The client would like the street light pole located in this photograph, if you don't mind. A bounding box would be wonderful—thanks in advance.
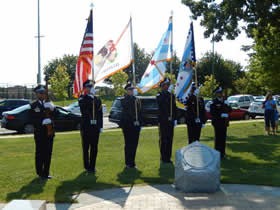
[211,33,215,77]
[211,33,215,98]
[36,0,42,85]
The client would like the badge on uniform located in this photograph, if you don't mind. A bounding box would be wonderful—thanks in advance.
[90,120,97,125]
[195,118,201,123]
[34,106,40,112]
[134,121,140,126]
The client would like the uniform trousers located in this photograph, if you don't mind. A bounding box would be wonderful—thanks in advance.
[187,123,202,144]
[122,126,140,167]
[213,123,227,158]
[159,121,174,162]
[34,127,54,177]
[81,126,100,171]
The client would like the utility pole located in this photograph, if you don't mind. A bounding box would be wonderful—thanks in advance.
[36,0,43,85]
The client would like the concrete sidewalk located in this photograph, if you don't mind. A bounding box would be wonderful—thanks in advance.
[45,184,280,210]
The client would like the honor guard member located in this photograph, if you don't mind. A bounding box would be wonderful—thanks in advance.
[79,80,103,173]
[185,83,206,144]
[156,78,177,164]
[210,87,231,159]
[30,85,55,179]
[120,82,142,169]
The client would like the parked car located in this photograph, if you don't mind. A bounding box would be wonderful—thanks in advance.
[248,99,280,118]
[227,94,254,109]
[0,99,30,118]
[109,96,186,126]
[205,101,250,120]
[253,95,265,101]
[63,101,107,115]
[1,104,81,133]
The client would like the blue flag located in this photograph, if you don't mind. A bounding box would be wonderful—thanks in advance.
[137,17,172,93]
[175,22,196,103]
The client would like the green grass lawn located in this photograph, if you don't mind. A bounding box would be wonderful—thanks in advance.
[0,122,279,203]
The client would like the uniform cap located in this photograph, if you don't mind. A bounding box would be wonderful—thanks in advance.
[160,77,171,87]
[124,81,134,90]
[83,80,94,88]
[33,85,46,93]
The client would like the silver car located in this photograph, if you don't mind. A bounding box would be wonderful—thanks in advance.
[227,94,254,109]
[248,98,280,118]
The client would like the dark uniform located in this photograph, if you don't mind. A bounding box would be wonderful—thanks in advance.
[79,82,103,173]
[157,78,177,163]
[185,93,206,144]
[210,87,231,158]
[120,85,142,168]
[29,85,55,179]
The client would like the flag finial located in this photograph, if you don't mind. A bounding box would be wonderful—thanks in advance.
[90,2,94,9]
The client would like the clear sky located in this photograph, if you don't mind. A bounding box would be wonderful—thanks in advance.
[0,0,252,85]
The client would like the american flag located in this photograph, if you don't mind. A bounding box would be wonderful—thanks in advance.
[73,10,93,97]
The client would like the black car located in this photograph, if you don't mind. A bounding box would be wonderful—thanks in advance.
[0,99,30,118]
[1,104,81,133]
[109,96,186,126]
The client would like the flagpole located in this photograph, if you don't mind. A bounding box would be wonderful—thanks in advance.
[190,21,199,121]
[90,3,94,83]
[90,3,96,123]
[169,11,174,121]
[130,16,139,123]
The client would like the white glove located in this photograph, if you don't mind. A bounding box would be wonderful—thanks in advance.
[201,124,205,128]
[99,128,103,133]
[133,89,138,96]
[224,100,229,105]
[44,102,55,111]
[168,84,174,93]
[174,120,177,127]
[42,118,52,125]
[194,89,200,96]
[221,113,229,118]
[90,87,96,96]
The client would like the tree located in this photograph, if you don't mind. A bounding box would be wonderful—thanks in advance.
[49,65,70,101]
[248,25,280,93]
[110,71,128,96]
[234,77,249,94]
[182,0,280,41]
[200,75,218,98]
[125,43,151,83]
[196,52,244,92]
[44,54,77,97]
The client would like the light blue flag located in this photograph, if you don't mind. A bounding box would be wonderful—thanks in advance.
[175,22,196,103]
[137,17,172,93]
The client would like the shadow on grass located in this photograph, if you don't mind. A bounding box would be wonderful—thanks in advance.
[117,167,142,185]
[6,177,47,201]
[54,171,133,209]
[220,134,280,186]
[55,172,115,203]
[140,162,174,184]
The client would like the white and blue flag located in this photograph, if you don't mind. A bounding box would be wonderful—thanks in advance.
[175,22,196,103]
[137,17,173,93]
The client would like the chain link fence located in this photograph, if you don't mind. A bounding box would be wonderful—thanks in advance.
[0,83,37,100]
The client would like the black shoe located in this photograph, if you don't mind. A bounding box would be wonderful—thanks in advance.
[87,169,96,174]
[161,160,173,164]
[125,165,137,169]
[41,175,53,180]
